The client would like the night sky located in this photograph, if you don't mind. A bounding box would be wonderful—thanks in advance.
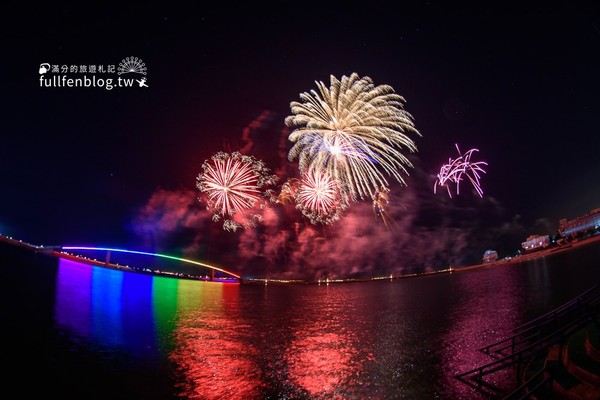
[2,3,599,278]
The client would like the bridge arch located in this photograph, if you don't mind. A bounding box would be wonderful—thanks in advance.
[60,246,241,281]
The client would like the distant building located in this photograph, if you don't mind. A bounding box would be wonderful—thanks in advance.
[522,234,550,253]
[558,208,600,238]
[483,250,498,263]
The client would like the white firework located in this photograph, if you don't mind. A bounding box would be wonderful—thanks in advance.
[118,56,147,75]
[286,73,421,200]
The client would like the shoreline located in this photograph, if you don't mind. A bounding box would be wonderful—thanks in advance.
[244,234,600,285]
[1,233,599,285]
[457,234,600,272]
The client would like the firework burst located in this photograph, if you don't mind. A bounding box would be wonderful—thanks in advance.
[295,169,349,225]
[285,73,421,200]
[434,144,488,198]
[196,151,278,231]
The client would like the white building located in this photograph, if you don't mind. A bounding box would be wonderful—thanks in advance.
[483,250,498,263]
[558,208,600,238]
[522,235,550,252]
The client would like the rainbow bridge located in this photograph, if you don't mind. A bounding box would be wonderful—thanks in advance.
[57,246,241,282]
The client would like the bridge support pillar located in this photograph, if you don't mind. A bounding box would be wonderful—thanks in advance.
[105,250,111,267]
[211,269,215,281]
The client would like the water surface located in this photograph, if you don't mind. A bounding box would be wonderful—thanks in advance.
[3,241,599,399]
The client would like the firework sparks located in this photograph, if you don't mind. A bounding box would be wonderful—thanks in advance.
[372,186,396,229]
[276,178,300,206]
[285,73,421,200]
[295,169,349,225]
[196,151,278,231]
[434,144,488,198]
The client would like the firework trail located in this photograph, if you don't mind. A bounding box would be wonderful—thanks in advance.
[196,151,278,231]
[285,73,421,201]
[295,169,349,225]
[434,144,487,198]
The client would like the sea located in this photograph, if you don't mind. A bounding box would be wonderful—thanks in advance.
[2,240,599,399]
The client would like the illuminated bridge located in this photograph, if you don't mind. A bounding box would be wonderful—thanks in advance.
[56,246,241,282]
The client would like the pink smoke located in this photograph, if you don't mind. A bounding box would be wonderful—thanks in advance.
[238,110,273,155]
[129,112,533,280]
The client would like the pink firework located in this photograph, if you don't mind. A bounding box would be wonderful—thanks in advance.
[295,169,349,225]
[196,151,278,231]
[434,144,487,198]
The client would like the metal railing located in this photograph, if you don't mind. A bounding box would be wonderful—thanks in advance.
[479,284,600,357]
[456,284,600,397]
[513,284,599,334]
[501,368,553,400]
[456,313,594,385]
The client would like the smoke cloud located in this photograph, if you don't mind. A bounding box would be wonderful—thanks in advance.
[130,113,551,280]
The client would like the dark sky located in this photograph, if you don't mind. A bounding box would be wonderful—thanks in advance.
[1,3,599,276]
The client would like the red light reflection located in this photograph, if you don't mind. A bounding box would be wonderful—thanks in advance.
[285,328,369,398]
[169,282,263,399]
